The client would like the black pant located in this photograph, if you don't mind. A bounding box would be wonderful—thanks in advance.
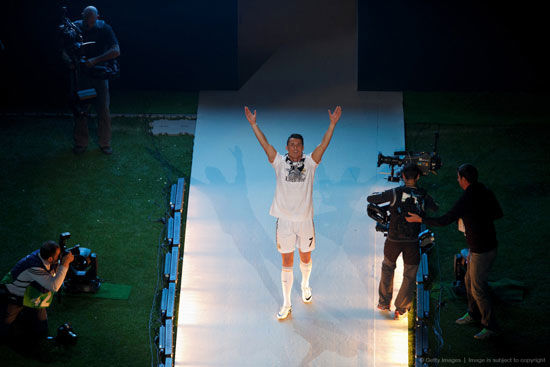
[73,76,112,148]
[1,296,48,341]
[378,239,419,313]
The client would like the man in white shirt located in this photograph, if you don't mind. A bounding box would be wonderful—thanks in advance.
[1,241,74,343]
[244,105,341,319]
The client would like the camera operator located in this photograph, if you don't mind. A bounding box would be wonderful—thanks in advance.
[0,241,74,345]
[367,163,438,320]
[406,163,503,339]
[72,6,120,155]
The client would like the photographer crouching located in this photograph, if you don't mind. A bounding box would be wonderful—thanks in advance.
[0,241,74,348]
[368,163,439,320]
[72,6,120,155]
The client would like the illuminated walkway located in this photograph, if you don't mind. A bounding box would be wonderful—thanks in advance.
[175,34,408,366]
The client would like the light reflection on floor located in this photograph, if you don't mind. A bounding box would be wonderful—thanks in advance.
[175,34,408,366]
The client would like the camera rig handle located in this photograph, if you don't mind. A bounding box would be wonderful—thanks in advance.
[367,203,390,226]
[366,203,390,235]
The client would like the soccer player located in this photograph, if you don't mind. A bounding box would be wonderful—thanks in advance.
[244,105,341,319]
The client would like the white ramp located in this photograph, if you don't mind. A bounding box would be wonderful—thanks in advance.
[175,34,408,366]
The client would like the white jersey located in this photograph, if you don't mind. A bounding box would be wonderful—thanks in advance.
[269,153,318,221]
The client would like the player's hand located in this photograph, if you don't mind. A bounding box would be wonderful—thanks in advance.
[405,212,422,223]
[328,106,342,125]
[244,106,257,125]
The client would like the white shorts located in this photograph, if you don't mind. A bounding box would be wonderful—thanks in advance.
[276,218,315,254]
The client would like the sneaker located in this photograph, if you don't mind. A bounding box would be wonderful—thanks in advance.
[456,312,475,325]
[301,286,312,303]
[277,305,292,320]
[72,145,86,155]
[377,304,390,312]
[394,310,407,320]
[474,328,498,340]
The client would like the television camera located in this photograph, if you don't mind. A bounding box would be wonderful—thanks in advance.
[47,322,78,346]
[57,5,119,116]
[58,6,96,116]
[377,132,442,182]
[58,232,101,293]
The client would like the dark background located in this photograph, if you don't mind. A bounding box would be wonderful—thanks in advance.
[357,0,550,91]
[0,0,548,108]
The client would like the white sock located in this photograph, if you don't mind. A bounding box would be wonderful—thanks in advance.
[281,266,293,307]
[300,260,312,288]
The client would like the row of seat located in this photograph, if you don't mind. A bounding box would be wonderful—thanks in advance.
[159,178,186,367]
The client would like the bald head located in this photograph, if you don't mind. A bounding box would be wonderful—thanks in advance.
[82,6,98,18]
[82,6,99,28]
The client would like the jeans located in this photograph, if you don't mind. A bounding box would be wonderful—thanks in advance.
[73,75,112,148]
[1,301,48,340]
[378,239,420,313]
[466,248,498,330]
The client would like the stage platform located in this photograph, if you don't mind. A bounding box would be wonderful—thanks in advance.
[175,33,408,366]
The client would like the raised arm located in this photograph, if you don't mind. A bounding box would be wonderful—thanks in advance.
[312,106,342,164]
[245,106,277,163]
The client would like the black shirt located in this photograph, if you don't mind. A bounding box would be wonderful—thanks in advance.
[423,182,503,253]
[368,186,438,243]
[74,20,118,59]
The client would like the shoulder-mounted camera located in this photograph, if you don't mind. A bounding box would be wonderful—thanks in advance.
[377,132,442,182]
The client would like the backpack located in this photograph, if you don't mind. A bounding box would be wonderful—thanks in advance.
[387,186,427,242]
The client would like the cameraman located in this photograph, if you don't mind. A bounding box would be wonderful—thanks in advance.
[406,164,503,339]
[0,241,74,344]
[367,163,438,320]
[73,6,120,155]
